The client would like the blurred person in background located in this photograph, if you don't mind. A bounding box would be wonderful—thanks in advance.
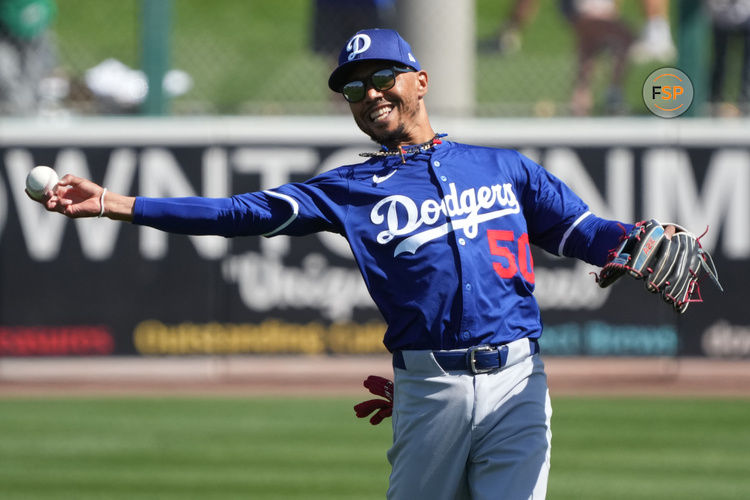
[484,0,672,62]
[478,0,539,54]
[629,0,677,62]
[563,0,634,116]
[482,0,634,116]
[0,0,58,115]
[707,0,750,116]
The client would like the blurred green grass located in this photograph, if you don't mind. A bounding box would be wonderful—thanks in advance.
[1,396,749,499]
[551,397,750,500]
[0,398,391,500]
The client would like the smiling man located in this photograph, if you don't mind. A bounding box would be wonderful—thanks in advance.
[328,38,431,149]
[30,28,717,500]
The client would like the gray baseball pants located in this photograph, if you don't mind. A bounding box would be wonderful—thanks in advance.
[387,341,551,499]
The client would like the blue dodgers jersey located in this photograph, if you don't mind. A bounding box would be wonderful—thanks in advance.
[134,140,628,352]
[265,141,596,352]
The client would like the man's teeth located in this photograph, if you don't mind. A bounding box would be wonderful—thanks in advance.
[370,106,392,120]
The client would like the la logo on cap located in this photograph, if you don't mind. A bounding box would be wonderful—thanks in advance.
[347,34,371,61]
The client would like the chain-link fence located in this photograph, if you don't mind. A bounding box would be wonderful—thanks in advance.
[1,0,747,117]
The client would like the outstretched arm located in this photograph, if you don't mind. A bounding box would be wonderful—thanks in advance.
[26,173,302,237]
[27,174,135,221]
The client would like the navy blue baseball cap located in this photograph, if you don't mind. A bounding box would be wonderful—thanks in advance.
[328,29,421,92]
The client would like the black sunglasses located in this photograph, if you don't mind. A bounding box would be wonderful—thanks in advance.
[341,67,416,103]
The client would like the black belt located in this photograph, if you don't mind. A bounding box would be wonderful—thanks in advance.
[393,338,540,374]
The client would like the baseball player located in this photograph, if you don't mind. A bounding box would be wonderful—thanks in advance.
[30,29,718,500]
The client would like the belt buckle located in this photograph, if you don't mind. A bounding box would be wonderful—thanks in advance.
[467,345,495,374]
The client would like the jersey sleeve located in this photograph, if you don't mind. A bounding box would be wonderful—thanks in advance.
[515,152,632,267]
[264,167,350,237]
[561,213,633,267]
[132,167,350,238]
[133,192,294,237]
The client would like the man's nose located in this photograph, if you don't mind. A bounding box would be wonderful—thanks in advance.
[364,84,384,101]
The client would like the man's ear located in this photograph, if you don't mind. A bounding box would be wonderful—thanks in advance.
[416,70,429,98]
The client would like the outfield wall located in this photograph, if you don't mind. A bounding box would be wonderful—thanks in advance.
[0,117,747,358]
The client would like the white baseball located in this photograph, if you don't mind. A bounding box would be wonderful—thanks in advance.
[25,166,59,201]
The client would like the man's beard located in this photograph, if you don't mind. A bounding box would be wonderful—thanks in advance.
[360,97,420,149]
[368,124,408,149]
